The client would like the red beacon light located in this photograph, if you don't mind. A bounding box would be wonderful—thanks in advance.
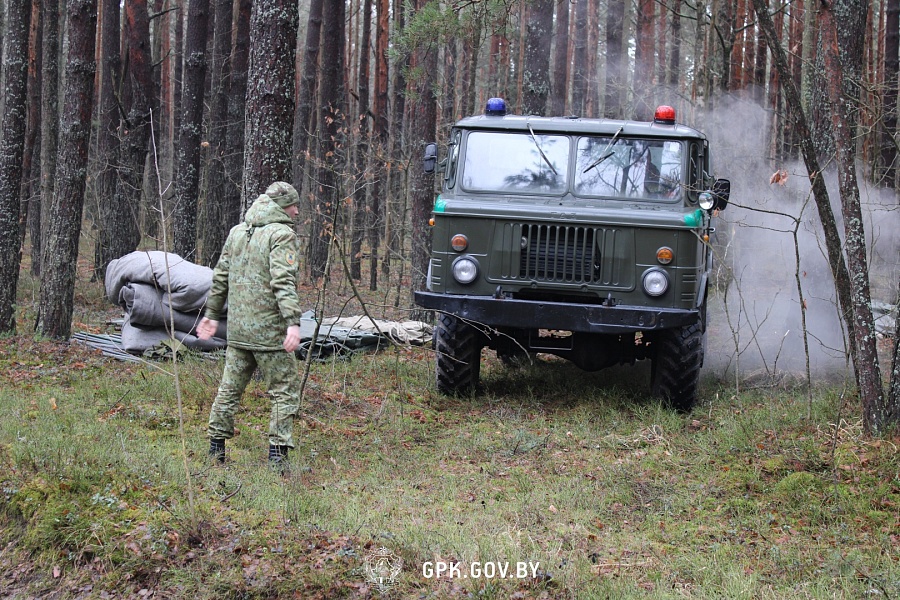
[654,105,676,124]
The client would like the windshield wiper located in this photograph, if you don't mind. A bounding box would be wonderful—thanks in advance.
[527,123,557,175]
[583,125,623,174]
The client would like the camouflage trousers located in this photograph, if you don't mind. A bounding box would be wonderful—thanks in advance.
[207,346,301,448]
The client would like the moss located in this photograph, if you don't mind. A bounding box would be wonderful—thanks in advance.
[773,471,824,499]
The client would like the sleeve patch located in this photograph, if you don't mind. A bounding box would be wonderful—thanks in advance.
[286,251,296,265]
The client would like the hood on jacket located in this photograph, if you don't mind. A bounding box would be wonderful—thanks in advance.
[244,194,294,228]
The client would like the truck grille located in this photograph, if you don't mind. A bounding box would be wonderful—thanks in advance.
[519,224,599,283]
[495,222,631,287]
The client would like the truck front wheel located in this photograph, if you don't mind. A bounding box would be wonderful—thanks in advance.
[434,313,483,395]
[650,320,704,412]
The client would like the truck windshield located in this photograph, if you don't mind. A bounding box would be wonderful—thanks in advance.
[462,131,569,194]
[575,137,684,200]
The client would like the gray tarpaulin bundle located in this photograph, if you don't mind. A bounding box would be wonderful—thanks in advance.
[75,251,434,361]
[104,251,227,353]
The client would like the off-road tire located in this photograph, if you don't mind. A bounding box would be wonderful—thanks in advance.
[434,313,483,395]
[650,320,704,412]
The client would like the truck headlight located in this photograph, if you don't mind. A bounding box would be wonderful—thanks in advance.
[451,257,479,284]
[642,268,669,297]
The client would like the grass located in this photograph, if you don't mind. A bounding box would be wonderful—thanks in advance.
[1,253,898,598]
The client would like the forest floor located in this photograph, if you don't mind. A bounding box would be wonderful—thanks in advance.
[1,244,898,599]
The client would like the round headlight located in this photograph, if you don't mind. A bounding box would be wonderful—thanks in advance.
[451,257,479,284]
[699,191,715,210]
[642,268,669,297]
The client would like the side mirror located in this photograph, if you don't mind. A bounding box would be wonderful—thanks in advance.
[423,143,437,174]
[712,178,730,210]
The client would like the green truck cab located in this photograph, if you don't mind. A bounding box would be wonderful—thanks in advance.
[414,99,729,411]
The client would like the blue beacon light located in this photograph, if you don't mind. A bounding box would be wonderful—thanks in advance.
[485,97,507,116]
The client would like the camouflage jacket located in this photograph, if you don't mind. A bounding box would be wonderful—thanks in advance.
[205,194,303,351]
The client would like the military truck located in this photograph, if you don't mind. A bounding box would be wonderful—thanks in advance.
[414,99,729,411]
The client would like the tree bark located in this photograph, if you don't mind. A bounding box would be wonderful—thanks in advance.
[634,0,655,119]
[550,0,569,116]
[570,0,588,115]
[173,0,209,260]
[369,0,389,290]
[24,0,42,276]
[752,0,882,431]
[521,0,553,115]
[241,0,298,206]
[224,0,250,219]
[292,0,323,188]
[350,0,372,280]
[309,0,345,279]
[94,0,121,279]
[408,0,437,310]
[820,0,892,433]
[668,0,682,88]
[880,0,899,186]
[111,0,152,266]
[36,0,97,339]
[604,0,624,118]
[0,0,32,333]
[199,0,234,266]
[38,0,60,279]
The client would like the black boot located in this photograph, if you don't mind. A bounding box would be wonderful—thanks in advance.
[268,444,290,473]
[209,438,225,464]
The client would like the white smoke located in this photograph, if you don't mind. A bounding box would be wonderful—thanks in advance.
[692,94,899,381]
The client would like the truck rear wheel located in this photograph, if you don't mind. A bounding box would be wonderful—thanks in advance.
[434,313,483,395]
[650,320,704,412]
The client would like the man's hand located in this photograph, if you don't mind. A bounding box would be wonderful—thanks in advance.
[283,324,301,353]
[197,317,218,340]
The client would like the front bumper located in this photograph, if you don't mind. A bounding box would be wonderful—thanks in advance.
[414,291,699,334]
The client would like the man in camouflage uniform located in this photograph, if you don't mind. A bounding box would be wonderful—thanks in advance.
[197,181,304,469]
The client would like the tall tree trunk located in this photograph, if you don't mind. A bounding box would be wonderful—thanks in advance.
[821,0,892,433]
[309,0,345,279]
[880,0,899,186]
[570,0,587,115]
[716,0,735,92]
[550,0,569,116]
[667,0,682,88]
[521,0,552,115]
[111,0,152,264]
[94,0,121,279]
[293,0,323,188]
[369,0,389,290]
[24,0,42,275]
[350,0,372,280]
[752,11,767,101]
[751,0,873,429]
[443,37,458,125]
[384,0,408,278]
[634,0,655,118]
[224,0,250,220]
[199,0,233,266]
[605,0,624,117]
[460,8,480,117]
[173,0,209,260]
[241,0,298,206]
[38,0,60,279]
[0,0,32,333]
[408,0,437,309]
[36,0,97,339]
